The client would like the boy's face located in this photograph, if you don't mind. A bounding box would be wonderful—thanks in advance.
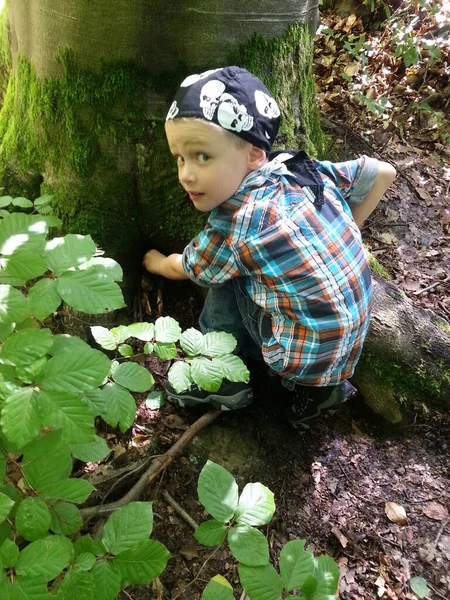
[165,119,255,212]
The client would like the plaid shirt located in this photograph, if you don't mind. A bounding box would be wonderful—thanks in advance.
[183,155,378,385]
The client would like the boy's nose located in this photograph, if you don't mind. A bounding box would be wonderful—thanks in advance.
[179,164,196,185]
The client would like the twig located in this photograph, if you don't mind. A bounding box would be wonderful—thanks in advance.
[162,490,198,530]
[413,274,450,296]
[80,409,221,519]
[434,516,450,548]
[427,582,448,600]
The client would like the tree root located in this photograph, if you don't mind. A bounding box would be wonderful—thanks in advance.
[80,409,221,520]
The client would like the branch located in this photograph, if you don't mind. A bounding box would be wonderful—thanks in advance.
[80,409,221,520]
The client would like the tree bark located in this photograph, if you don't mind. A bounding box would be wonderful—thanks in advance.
[354,275,450,422]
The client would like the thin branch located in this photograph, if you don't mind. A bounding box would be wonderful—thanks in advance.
[413,274,450,296]
[80,409,221,519]
[162,490,198,530]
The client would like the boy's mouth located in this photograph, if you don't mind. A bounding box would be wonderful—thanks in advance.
[187,192,204,201]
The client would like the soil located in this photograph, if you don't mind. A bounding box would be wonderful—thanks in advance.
[112,383,450,600]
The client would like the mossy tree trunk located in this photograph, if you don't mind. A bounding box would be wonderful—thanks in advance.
[0,0,323,283]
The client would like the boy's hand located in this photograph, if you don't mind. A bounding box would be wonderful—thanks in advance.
[143,249,188,280]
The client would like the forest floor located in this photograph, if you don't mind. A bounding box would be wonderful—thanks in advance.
[106,4,450,600]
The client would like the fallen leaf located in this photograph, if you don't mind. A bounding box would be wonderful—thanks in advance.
[385,502,408,525]
[423,501,449,521]
[331,524,348,548]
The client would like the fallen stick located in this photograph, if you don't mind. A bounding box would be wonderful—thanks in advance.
[162,490,198,530]
[80,409,221,520]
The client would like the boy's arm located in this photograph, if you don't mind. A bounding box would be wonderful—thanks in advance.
[351,161,396,228]
[143,249,188,280]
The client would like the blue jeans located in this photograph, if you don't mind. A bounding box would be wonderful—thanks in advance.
[199,278,268,362]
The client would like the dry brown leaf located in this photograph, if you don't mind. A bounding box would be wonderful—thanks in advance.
[331,524,348,548]
[385,501,408,525]
[423,501,449,521]
[344,63,360,77]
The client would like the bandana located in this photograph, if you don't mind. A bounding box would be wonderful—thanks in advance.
[165,66,281,153]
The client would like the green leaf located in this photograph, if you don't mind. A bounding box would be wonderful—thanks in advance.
[194,520,227,547]
[0,213,47,255]
[52,569,95,600]
[410,576,429,598]
[203,332,237,356]
[90,326,117,351]
[202,575,234,600]
[154,316,181,343]
[279,540,314,591]
[228,524,269,566]
[49,502,83,535]
[22,430,72,491]
[113,539,170,585]
[15,497,51,542]
[82,388,106,416]
[16,356,48,384]
[0,285,30,324]
[40,215,62,228]
[126,322,154,342]
[238,564,283,600]
[168,361,192,393]
[0,322,14,342]
[10,576,49,600]
[0,522,11,548]
[78,257,123,281]
[44,234,96,275]
[314,555,340,596]
[0,492,15,523]
[219,354,250,382]
[144,342,154,354]
[34,194,53,207]
[74,535,106,558]
[0,538,19,568]
[180,328,205,356]
[70,435,110,462]
[91,560,122,600]
[0,196,12,208]
[112,362,154,392]
[101,382,136,432]
[16,535,72,581]
[56,266,125,314]
[109,325,129,345]
[118,344,133,357]
[11,197,33,208]
[102,502,154,555]
[297,575,317,597]
[2,329,54,366]
[36,205,52,215]
[40,478,95,504]
[198,461,238,523]
[73,552,96,571]
[191,357,223,392]
[0,387,42,449]
[49,334,92,356]
[145,391,165,410]
[1,251,47,281]
[235,483,275,527]
[0,485,20,518]
[39,345,110,394]
[39,389,96,444]
[153,341,177,360]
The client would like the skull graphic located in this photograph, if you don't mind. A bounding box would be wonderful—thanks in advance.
[199,80,226,120]
[166,100,179,121]
[255,90,280,119]
[180,69,223,88]
[217,93,254,132]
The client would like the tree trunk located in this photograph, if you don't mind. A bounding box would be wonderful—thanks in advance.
[354,275,450,422]
[0,0,323,291]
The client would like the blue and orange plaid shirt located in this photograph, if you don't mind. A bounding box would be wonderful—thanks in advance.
[182,154,378,386]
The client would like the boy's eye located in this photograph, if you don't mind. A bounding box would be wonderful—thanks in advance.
[197,153,210,163]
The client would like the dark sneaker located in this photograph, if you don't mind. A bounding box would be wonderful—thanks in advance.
[165,380,253,411]
[287,380,357,428]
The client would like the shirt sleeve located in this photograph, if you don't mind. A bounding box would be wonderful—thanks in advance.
[182,223,241,287]
[317,155,379,207]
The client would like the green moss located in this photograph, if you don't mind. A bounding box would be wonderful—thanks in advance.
[228,24,329,158]
[437,321,450,335]
[367,251,392,280]
[0,4,11,104]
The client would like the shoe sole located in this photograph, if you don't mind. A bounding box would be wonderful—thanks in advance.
[165,388,253,411]
[290,383,357,429]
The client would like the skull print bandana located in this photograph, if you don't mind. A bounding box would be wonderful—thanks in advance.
[165,66,281,153]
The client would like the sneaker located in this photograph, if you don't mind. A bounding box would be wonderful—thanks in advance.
[287,380,357,428]
[165,380,253,411]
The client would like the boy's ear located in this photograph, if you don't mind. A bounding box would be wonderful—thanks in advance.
[247,146,267,170]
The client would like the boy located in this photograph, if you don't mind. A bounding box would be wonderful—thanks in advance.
[144,66,396,427]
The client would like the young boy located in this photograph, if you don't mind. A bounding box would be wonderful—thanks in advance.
[144,66,396,427]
